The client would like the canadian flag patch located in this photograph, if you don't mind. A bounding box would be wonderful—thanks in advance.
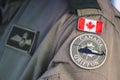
[78,17,103,34]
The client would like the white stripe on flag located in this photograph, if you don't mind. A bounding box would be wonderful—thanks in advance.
[84,19,97,33]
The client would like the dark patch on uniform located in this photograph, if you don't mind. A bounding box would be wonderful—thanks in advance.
[6,25,36,53]
[69,0,101,9]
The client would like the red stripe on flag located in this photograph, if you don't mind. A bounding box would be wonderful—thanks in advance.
[78,18,85,31]
[96,21,103,34]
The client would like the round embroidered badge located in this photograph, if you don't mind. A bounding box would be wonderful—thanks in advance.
[70,34,107,69]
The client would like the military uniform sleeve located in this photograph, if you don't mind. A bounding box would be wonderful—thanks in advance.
[38,0,120,80]
[20,14,71,80]
[2,0,24,24]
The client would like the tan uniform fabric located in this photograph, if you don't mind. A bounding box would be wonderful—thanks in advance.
[37,0,120,80]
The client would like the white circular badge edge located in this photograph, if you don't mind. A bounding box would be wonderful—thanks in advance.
[70,34,108,70]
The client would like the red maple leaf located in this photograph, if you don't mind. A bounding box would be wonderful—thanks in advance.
[86,22,95,30]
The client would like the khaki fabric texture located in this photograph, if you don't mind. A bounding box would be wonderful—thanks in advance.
[38,0,120,80]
